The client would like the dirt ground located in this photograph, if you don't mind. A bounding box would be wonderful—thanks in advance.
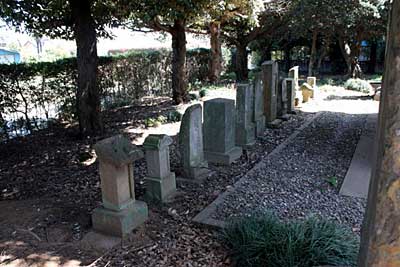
[0,86,378,267]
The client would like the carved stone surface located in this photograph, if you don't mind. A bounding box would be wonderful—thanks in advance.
[236,83,256,147]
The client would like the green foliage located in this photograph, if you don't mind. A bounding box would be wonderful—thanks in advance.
[344,78,374,94]
[0,49,210,136]
[189,92,200,101]
[326,176,338,188]
[199,89,208,98]
[222,214,359,267]
[167,110,182,122]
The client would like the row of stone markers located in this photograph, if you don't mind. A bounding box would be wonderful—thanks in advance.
[89,60,305,238]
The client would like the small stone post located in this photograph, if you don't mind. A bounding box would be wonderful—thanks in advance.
[253,73,266,137]
[288,66,299,90]
[204,98,242,164]
[301,83,314,103]
[278,78,288,117]
[92,135,148,237]
[179,104,209,179]
[262,60,281,127]
[306,77,317,98]
[284,78,296,113]
[143,134,176,202]
[236,83,256,147]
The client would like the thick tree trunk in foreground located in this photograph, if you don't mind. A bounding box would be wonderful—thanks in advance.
[308,30,318,76]
[171,19,188,104]
[209,22,222,83]
[235,43,248,82]
[359,1,400,266]
[70,0,102,136]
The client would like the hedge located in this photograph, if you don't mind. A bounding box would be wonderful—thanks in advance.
[0,48,211,138]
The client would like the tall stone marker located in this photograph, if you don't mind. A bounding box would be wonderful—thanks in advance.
[253,74,266,137]
[284,78,296,114]
[278,78,288,117]
[288,66,299,90]
[306,76,317,98]
[93,135,148,237]
[262,60,282,127]
[143,134,176,202]
[236,83,256,147]
[204,98,242,165]
[179,104,209,179]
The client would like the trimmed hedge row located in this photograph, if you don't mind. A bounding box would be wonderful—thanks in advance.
[0,48,211,137]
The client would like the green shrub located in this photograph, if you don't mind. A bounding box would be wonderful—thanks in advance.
[344,78,374,94]
[199,88,208,98]
[189,92,200,101]
[222,214,359,267]
[167,110,182,122]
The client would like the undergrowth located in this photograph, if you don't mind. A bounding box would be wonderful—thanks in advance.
[221,214,359,267]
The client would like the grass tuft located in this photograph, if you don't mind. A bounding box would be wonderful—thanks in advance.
[221,213,359,267]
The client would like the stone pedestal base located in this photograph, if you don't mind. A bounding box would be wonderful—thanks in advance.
[183,162,210,180]
[92,201,148,237]
[205,146,242,165]
[255,116,266,137]
[145,173,176,202]
[236,125,256,148]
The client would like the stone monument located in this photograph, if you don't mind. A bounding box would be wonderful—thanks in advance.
[262,60,281,127]
[288,66,299,90]
[236,83,256,147]
[301,83,314,103]
[278,78,288,118]
[179,104,209,179]
[143,134,176,202]
[92,135,148,237]
[284,78,296,114]
[253,73,266,137]
[204,98,242,164]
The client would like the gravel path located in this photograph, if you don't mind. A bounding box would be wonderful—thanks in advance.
[213,112,368,232]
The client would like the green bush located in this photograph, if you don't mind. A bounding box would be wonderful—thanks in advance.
[0,48,210,137]
[222,214,359,267]
[167,110,182,122]
[344,78,374,94]
[199,88,208,98]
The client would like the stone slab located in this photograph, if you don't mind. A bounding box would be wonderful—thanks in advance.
[92,200,148,237]
[193,113,322,227]
[204,146,243,165]
[339,114,377,198]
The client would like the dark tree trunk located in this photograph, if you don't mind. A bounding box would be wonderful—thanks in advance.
[171,19,188,104]
[209,22,222,83]
[308,30,318,76]
[359,2,400,265]
[261,48,272,62]
[70,0,102,136]
[338,36,352,76]
[284,46,291,73]
[367,41,378,74]
[235,43,248,82]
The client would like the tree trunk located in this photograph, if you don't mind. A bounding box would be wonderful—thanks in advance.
[308,30,318,76]
[317,39,330,73]
[171,19,188,104]
[368,41,378,74]
[70,0,102,136]
[284,46,291,73]
[338,36,352,76]
[209,22,222,83]
[235,43,248,82]
[358,1,400,266]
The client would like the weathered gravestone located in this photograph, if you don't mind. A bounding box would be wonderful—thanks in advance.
[284,78,296,113]
[301,83,314,103]
[204,98,242,164]
[278,78,289,119]
[288,66,299,90]
[143,134,176,202]
[262,60,282,128]
[179,104,209,179]
[307,76,317,88]
[253,74,266,137]
[236,83,256,147]
[92,135,148,237]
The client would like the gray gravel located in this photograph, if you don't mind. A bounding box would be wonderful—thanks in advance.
[213,112,367,232]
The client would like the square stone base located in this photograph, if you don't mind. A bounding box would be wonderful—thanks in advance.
[92,201,148,237]
[255,116,266,137]
[235,124,256,148]
[145,173,176,202]
[205,146,243,165]
[183,162,210,180]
